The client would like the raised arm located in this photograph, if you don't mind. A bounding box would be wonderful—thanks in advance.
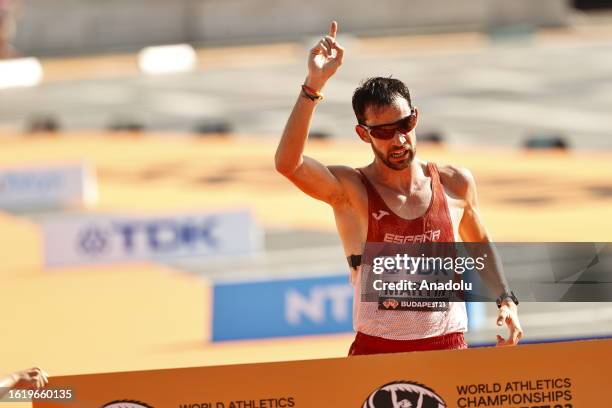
[275,21,349,205]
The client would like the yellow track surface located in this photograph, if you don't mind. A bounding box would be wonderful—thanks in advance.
[0,132,610,382]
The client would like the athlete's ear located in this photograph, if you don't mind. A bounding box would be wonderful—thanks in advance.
[413,106,419,127]
[355,124,371,144]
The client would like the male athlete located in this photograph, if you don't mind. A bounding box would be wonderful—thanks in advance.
[275,21,523,355]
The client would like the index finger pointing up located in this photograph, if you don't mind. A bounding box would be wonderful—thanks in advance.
[329,20,338,38]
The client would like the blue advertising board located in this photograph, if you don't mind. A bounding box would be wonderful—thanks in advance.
[212,275,353,341]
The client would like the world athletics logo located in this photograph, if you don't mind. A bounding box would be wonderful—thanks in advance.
[362,381,447,408]
[101,401,154,408]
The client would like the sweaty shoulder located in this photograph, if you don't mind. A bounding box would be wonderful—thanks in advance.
[327,165,366,206]
[435,163,476,201]
[328,165,363,185]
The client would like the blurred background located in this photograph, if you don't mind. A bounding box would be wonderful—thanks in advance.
[1,0,611,395]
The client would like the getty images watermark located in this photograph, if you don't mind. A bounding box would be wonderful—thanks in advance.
[359,242,612,306]
[371,252,486,292]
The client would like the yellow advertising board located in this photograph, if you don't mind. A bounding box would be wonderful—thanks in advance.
[30,338,611,408]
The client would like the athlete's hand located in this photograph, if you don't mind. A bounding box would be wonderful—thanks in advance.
[11,367,49,389]
[305,20,345,91]
[495,301,523,346]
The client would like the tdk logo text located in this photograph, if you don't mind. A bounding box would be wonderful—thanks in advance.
[43,210,257,267]
[77,218,218,256]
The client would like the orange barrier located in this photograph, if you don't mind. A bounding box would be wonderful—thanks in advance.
[31,338,611,407]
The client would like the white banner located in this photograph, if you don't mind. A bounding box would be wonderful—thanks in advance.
[0,163,97,210]
[41,210,262,267]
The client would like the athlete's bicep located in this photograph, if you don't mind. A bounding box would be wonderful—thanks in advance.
[456,169,490,242]
[282,155,350,205]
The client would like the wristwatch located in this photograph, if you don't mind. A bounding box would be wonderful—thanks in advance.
[496,291,519,308]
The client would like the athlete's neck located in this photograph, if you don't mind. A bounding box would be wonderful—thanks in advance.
[368,158,426,193]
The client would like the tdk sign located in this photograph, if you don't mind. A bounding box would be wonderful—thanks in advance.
[41,211,260,267]
[77,219,217,256]
[212,275,353,341]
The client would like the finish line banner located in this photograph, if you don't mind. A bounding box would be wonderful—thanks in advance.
[29,339,612,407]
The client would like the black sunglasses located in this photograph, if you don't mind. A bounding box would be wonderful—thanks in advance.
[360,109,416,140]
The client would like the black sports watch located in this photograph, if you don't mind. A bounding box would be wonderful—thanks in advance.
[496,291,519,308]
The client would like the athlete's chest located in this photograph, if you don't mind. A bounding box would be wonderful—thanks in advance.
[369,183,433,220]
[348,179,463,242]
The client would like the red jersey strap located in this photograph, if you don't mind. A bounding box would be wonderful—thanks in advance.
[355,168,378,210]
[424,162,454,236]
[426,162,446,204]
[356,167,393,244]
[426,162,440,185]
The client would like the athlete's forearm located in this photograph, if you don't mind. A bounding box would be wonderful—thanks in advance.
[471,241,510,298]
[274,77,325,175]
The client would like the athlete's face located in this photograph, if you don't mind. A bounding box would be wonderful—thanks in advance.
[355,96,418,171]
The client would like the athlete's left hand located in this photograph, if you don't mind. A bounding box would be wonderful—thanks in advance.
[495,301,523,346]
[12,367,49,389]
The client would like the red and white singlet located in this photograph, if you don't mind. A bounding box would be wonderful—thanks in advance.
[352,162,468,341]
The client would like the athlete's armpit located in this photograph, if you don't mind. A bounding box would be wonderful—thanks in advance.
[279,156,353,206]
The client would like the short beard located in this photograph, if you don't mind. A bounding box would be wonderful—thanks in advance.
[372,144,415,171]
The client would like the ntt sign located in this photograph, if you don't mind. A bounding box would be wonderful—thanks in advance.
[41,210,261,267]
[212,275,353,341]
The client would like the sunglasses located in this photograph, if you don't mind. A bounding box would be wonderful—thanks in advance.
[360,109,417,140]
